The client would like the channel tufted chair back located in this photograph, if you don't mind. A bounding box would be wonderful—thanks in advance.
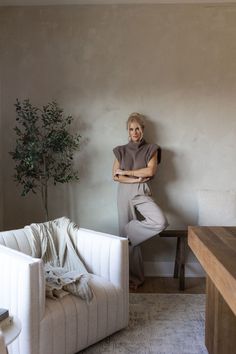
[0,222,129,354]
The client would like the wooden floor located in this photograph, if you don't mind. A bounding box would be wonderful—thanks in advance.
[130,277,206,294]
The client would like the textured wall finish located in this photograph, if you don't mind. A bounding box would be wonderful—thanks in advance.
[0,4,236,269]
[0,1,236,6]
[0,76,2,229]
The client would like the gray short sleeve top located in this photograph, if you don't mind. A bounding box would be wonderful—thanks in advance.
[113,139,161,171]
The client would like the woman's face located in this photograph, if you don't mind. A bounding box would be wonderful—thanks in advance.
[128,121,143,143]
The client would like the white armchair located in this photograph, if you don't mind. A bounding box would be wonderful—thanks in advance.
[0,226,129,354]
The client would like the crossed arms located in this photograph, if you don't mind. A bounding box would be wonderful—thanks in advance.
[112,153,157,184]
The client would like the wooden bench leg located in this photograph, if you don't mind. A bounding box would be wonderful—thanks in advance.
[179,236,186,291]
[173,235,186,291]
[160,230,187,291]
[174,237,180,278]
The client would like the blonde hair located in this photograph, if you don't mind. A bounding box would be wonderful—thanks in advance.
[126,112,145,131]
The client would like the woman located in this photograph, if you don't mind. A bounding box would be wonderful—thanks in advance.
[113,112,168,289]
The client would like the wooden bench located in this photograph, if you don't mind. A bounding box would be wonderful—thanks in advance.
[159,229,188,290]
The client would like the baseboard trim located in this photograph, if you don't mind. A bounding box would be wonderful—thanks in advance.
[144,261,206,277]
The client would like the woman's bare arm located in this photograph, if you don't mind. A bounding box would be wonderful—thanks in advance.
[112,159,149,183]
[115,153,157,179]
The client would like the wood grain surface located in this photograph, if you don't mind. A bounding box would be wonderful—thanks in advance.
[188,226,236,315]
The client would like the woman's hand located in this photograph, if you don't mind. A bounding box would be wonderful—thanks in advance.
[115,169,126,176]
[138,177,151,183]
[113,159,150,184]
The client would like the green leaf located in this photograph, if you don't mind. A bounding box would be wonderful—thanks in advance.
[9,98,81,217]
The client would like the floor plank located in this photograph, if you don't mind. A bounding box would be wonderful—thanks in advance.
[130,277,206,294]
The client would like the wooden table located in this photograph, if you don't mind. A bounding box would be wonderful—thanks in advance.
[188,226,236,354]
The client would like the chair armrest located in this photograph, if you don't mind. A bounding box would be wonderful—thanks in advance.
[0,245,45,354]
[73,229,129,290]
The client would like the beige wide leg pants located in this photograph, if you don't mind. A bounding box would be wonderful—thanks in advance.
[117,182,168,285]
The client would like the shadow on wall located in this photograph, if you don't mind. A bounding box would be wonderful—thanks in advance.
[46,116,92,224]
[145,118,191,228]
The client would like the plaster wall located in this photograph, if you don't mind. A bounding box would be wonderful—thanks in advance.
[0,76,3,229]
[0,4,236,273]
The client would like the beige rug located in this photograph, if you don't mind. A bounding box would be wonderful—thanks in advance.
[80,293,207,354]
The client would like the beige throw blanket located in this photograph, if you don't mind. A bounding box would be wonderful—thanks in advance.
[25,217,93,302]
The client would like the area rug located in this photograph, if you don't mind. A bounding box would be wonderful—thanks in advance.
[80,293,207,354]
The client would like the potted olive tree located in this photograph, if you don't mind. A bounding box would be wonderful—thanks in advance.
[10,99,80,220]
